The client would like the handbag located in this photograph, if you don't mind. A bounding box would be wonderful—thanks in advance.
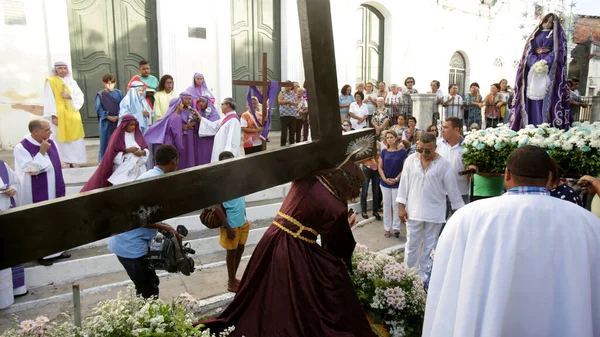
[199,204,224,229]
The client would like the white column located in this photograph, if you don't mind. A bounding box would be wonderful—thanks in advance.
[411,93,436,129]
[44,0,72,68]
[215,0,233,100]
[281,0,303,83]
[156,0,178,80]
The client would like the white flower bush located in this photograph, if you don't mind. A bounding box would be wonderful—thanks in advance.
[463,122,600,176]
[1,286,234,337]
[351,244,426,337]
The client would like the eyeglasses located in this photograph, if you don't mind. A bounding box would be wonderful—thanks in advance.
[416,148,433,154]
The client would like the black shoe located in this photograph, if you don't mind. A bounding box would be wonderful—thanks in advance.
[14,290,29,298]
[373,211,381,221]
[38,258,53,266]
[361,211,368,219]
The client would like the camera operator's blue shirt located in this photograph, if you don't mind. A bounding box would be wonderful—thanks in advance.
[108,167,164,259]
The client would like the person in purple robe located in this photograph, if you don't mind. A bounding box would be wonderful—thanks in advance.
[186,72,215,107]
[144,97,186,169]
[178,92,201,169]
[195,95,220,165]
[96,73,125,162]
[510,13,571,130]
[81,114,149,192]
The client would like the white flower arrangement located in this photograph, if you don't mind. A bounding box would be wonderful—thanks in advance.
[463,122,600,176]
[0,286,235,337]
[532,60,549,74]
[351,244,426,337]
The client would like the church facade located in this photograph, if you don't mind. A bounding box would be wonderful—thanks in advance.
[0,0,572,149]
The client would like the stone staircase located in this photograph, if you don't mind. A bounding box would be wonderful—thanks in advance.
[0,165,403,332]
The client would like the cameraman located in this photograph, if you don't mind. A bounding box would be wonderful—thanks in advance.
[107,145,182,298]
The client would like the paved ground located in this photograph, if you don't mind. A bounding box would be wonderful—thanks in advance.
[0,219,404,331]
[0,131,285,169]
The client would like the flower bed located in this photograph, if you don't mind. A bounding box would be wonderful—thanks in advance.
[1,286,233,337]
[351,244,426,337]
[463,122,600,177]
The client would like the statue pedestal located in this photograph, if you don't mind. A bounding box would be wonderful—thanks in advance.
[411,94,437,130]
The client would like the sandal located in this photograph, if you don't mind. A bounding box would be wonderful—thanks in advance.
[361,211,368,219]
[373,211,381,221]
[384,232,391,238]
[236,279,241,285]
[227,284,239,293]
[393,231,400,238]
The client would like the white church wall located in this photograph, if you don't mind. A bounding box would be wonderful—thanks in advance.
[156,0,227,104]
[0,0,71,150]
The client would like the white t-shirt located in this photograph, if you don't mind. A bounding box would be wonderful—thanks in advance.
[443,95,464,119]
[349,102,369,129]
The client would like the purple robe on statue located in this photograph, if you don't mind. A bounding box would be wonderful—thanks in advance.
[195,96,220,165]
[510,13,571,130]
[144,97,186,169]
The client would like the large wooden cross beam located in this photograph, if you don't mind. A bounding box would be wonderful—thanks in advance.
[0,0,375,269]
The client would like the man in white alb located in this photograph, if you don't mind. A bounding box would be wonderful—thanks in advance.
[396,132,464,279]
[43,61,87,167]
[14,119,70,266]
[423,145,600,337]
[198,97,241,163]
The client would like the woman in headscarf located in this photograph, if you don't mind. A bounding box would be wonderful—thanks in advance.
[186,73,215,109]
[510,13,571,130]
[81,114,149,192]
[144,97,186,169]
[196,95,221,164]
[119,81,154,134]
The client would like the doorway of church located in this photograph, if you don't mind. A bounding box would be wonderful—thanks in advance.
[66,0,159,137]
[231,0,282,130]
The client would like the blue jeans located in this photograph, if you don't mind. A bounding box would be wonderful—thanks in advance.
[361,166,381,212]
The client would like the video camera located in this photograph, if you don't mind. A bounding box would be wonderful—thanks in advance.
[147,225,196,276]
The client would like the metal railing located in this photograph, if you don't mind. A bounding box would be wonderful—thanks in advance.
[574,96,595,122]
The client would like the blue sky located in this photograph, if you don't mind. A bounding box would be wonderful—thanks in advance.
[576,0,600,16]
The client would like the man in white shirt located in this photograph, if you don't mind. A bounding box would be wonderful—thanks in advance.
[385,84,402,124]
[396,132,464,279]
[442,84,464,119]
[423,146,600,337]
[198,97,242,163]
[437,117,470,211]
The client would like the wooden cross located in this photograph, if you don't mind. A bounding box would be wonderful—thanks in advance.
[232,52,294,126]
[0,0,375,269]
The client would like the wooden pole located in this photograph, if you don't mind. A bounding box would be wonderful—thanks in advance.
[72,283,82,327]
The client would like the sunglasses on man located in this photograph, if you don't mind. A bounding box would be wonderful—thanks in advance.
[416,148,433,154]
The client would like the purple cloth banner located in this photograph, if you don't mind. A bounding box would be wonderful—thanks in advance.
[247,81,279,140]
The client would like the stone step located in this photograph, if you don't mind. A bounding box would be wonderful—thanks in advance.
[22,198,374,289]
[0,219,405,332]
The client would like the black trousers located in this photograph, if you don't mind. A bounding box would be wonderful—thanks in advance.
[360,166,381,212]
[244,145,263,155]
[117,255,159,299]
[280,116,296,146]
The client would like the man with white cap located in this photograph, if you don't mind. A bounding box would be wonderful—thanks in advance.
[43,61,87,168]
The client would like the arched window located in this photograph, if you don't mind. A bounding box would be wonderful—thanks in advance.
[448,52,467,96]
[356,5,384,85]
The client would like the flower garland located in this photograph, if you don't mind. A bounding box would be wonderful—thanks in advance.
[463,122,600,177]
[351,244,426,337]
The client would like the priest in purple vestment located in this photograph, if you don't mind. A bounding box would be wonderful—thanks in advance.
[510,13,571,130]
[144,97,186,169]
[13,119,68,266]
